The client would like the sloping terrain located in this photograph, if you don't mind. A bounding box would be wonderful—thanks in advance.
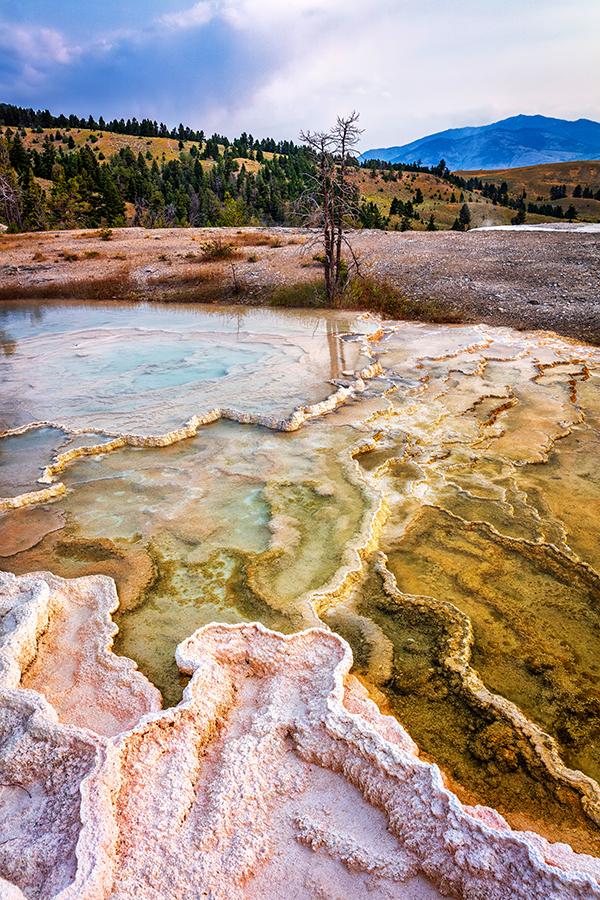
[457,160,600,221]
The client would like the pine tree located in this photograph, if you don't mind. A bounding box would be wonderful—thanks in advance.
[458,203,471,229]
[426,214,436,231]
[98,169,126,225]
[21,166,46,230]
[8,132,29,178]
[359,200,388,229]
[565,204,578,222]
[40,136,57,178]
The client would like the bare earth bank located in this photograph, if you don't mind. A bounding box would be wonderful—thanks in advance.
[1,226,598,344]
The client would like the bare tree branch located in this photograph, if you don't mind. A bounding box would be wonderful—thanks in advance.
[299,112,363,306]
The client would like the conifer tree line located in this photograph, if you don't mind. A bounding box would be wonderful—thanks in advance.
[0,123,313,231]
[0,103,297,156]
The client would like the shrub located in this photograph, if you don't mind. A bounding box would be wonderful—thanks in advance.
[268,281,326,308]
[199,238,238,261]
[99,227,113,241]
[342,276,464,323]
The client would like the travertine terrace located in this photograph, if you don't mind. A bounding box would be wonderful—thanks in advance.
[1,570,600,899]
[1,304,600,895]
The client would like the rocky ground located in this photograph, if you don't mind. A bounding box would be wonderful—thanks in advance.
[1,225,599,344]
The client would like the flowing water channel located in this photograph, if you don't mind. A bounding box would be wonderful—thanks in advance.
[1,299,599,856]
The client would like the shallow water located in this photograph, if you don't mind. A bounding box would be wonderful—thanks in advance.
[0,301,365,433]
[1,299,599,854]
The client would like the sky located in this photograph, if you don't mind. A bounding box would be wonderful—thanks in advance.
[1,0,599,150]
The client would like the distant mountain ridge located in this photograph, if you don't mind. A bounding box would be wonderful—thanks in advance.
[360,115,600,171]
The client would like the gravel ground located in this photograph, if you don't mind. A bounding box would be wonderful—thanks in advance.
[1,226,598,344]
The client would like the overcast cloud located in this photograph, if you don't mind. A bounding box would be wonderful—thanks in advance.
[1,0,598,148]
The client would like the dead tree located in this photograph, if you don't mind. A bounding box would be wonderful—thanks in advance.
[0,174,22,231]
[0,139,22,231]
[300,112,363,306]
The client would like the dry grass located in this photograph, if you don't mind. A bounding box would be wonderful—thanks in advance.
[0,236,26,251]
[267,281,326,308]
[21,128,204,165]
[264,274,464,321]
[232,232,284,248]
[0,266,236,304]
[341,275,465,323]
[0,274,132,301]
[458,160,600,198]
[352,167,510,230]
[199,239,240,261]
[74,228,113,242]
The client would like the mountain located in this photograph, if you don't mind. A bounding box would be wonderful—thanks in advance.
[360,115,600,171]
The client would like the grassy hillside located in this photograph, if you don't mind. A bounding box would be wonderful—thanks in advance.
[0,116,297,232]
[22,127,201,162]
[457,160,600,222]
[351,167,552,230]
[20,127,275,171]
[3,107,598,231]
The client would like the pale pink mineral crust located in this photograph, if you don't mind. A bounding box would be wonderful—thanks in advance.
[0,571,161,735]
[0,572,599,899]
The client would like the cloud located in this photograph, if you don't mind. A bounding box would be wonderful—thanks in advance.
[1,1,599,148]
[203,0,600,147]
[159,2,216,31]
[0,23,77,66]
[0,21,80,88]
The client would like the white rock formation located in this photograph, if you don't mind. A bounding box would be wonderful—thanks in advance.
[0,571,599,898]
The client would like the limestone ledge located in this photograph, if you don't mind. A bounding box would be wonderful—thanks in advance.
[375,552,600,827]
[0,571,161,734]
[0,362,382,512]
[0,571,599,899]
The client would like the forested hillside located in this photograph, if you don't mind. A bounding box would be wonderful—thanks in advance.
[1,103,597,233]
[0,104,313,232]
